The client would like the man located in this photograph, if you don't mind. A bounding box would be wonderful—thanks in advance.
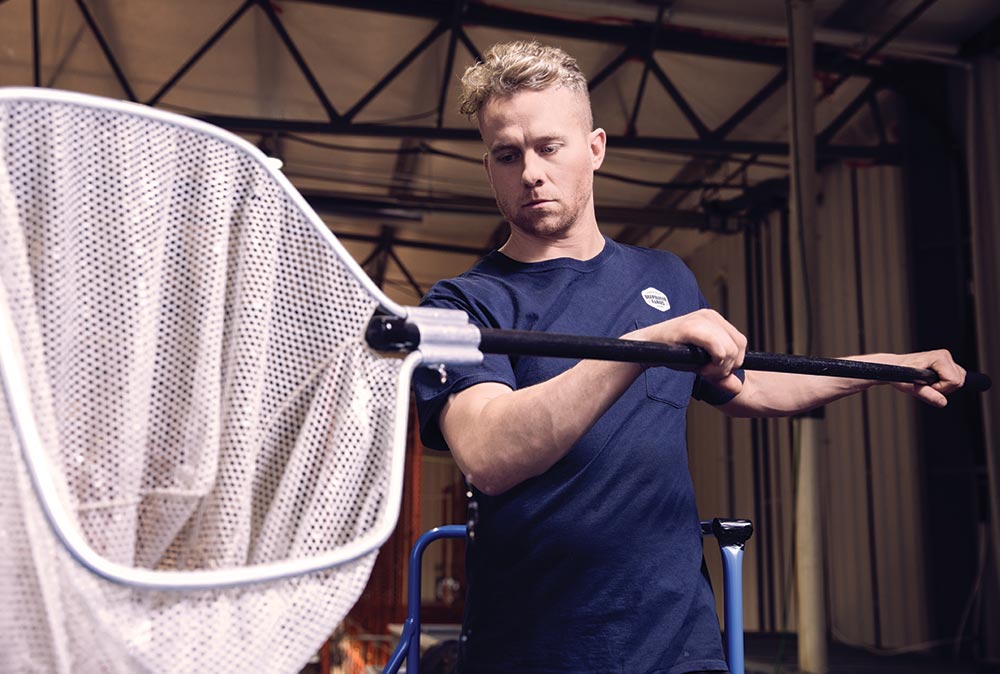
[412,40,965,674]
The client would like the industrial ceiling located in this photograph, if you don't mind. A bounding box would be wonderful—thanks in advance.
[1,0,998,304]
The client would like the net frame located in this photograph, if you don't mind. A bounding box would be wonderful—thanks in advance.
[0,86,424,590]
[0,86,451,673]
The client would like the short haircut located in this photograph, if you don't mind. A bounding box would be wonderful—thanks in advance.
[459,40,592,128]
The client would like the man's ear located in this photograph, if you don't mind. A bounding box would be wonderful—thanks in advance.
[590,128,607,171]
[482,152,494,186]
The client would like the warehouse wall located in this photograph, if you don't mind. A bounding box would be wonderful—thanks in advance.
[682,161,931,649]
[966,54,1000,663]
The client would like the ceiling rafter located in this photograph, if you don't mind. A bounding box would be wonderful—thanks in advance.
[435,0,465,129]
[632,0,940,237]
[31,0,40,86]
[23,0,939,247]
[295,0,888,77]
[301,190,711,230]
[647,59,710,140]
[345,20,449,121]
[198,115,899,161]
[821,0,940,97]
[626,0,665,137]
[73,0,136,101]
[147,0,255,107]
[711,68,788,140]
[817,79,883,148]
[49,0,903,164]
[258,0,340,121]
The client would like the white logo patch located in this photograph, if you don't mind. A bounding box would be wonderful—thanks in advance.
[641,287,670,312]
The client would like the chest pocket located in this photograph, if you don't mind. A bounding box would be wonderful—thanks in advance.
[634,319,696,408]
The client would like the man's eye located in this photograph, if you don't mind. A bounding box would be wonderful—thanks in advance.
[497,153,517,163]
[541,146,557,154]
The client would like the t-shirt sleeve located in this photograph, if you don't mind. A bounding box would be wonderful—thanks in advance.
[412,288,516,452]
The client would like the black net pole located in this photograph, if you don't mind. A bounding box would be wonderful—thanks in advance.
[366,316,991,391]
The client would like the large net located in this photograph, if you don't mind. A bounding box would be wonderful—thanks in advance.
[0,89,413,673]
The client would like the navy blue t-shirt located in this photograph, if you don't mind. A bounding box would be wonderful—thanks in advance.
[413,238,734,674]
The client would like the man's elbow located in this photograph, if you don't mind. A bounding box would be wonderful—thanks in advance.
[458,442,547,496]
[467,474,512,497]
[462,457,526,496]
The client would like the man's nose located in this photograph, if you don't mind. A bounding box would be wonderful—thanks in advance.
[521,152,545,188]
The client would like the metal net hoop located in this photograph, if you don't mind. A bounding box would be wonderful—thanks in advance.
[0,89,412,673]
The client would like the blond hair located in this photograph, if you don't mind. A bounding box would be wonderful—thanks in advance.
[459,40,591,126]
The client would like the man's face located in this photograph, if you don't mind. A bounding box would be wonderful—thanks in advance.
[478,86,605,239]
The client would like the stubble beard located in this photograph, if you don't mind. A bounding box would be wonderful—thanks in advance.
[497,191,590,239]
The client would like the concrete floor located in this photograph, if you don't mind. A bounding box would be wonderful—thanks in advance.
[743,633,998,674]
[303,631,1000,673]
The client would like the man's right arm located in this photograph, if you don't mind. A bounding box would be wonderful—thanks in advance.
[439,360,641,496]
[438,309,746,495]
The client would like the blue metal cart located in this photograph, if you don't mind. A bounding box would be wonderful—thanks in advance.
[384,518,753,674]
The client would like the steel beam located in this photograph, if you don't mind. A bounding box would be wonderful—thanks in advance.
[436,1,464,129]
[291,0,888,77]
[31,0,40,86]
[202,114,899,161]
[712,68,788,139]
[648,59,710,139]
[301,190,708,229]
[817,78,881,147]
[345,21,448,121]
[74,0,136,101]
[147,0,254,106]
[257,0,340,122]
[822,0,940,96]
[333,230,489,256]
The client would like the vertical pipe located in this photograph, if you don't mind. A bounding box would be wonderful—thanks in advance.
[31,0,41,86]
[964,60,1000,623]
[850,167,883,648]
[716,277,736,517]
[786,1,828,672]
[755,223,777,631]
[744,230,768,630]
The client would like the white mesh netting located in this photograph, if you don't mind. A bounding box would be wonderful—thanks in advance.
[0,90,409,673]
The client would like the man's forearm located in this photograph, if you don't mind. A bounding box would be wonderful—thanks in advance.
[720,368,873,417]
[441,308,752,494]
[721,350,964,417]
[440,358,643,495]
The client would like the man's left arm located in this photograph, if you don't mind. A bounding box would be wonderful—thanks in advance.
[719,349,967,418]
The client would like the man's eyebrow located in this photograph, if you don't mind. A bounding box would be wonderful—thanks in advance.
[488,135,565,154]
[488,143,518,155]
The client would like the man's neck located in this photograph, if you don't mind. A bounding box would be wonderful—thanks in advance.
[499,224,606,263]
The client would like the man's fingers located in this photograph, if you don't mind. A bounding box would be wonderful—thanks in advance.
[887,348,968,406]
[630,308,748,383]
[931,359,965,393]
[915,349,966,393]
[711,372,744,396]
[914,384,949,408]
[688,311,745,381]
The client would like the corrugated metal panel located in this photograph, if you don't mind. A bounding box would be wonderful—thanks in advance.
[680,159,928,648]
[816,163,927,650]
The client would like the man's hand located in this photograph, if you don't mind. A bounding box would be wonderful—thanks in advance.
[873,349,967,407]
[624,309,748,395]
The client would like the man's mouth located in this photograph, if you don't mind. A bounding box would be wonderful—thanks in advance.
[523,199,554,208]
